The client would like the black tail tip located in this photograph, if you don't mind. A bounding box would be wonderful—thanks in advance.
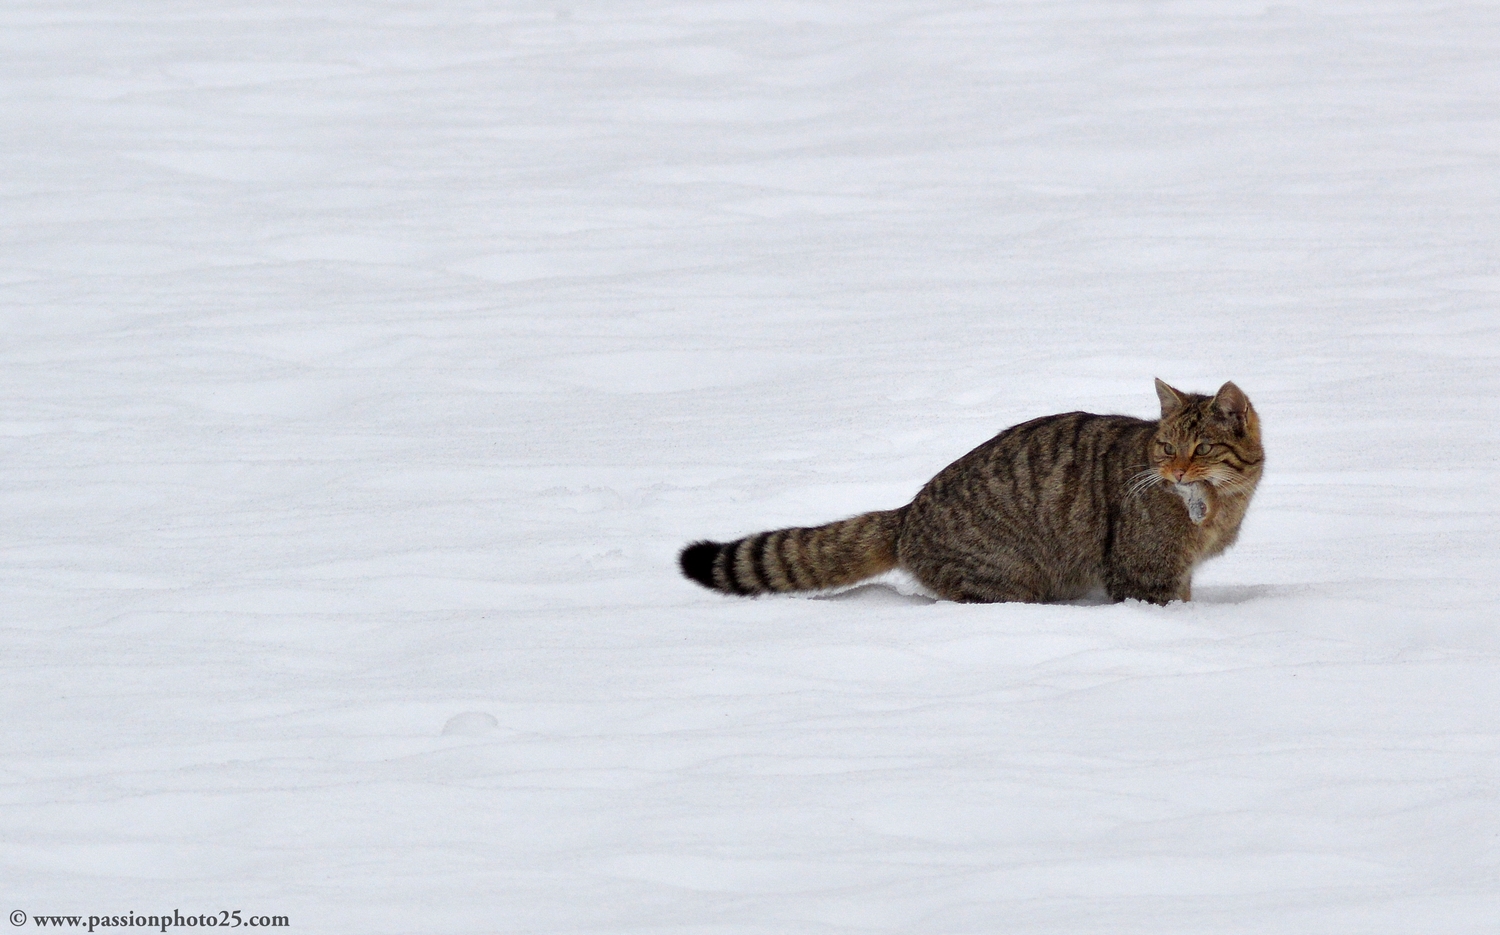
[679,541,721,589]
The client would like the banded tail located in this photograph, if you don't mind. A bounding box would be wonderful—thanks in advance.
[679,508,906,596]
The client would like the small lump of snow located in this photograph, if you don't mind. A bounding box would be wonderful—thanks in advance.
[440,712,501,737]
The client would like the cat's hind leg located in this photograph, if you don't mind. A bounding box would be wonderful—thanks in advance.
[908,556,1049,604]
[950,580,1047,603]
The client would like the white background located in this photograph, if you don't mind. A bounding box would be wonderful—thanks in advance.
[4,1,1498,931]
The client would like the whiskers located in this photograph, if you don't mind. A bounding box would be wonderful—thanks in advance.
[1206,471,1258,497]
[1126,468,1164,499]
[1128,467,1257,501]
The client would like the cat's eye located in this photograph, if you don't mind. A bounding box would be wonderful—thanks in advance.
[1159,442,1175,454]
[1194,442,1211,456]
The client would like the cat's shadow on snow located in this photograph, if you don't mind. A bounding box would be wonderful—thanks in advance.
[1190,584,1276,605]
[1052,583,1276,607]
[810,582,1275,607]
[811,583,939,605]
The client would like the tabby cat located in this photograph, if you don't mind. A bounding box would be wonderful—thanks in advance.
[679,379,1262,604]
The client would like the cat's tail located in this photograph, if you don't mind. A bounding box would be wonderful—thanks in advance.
[679,507,906,596]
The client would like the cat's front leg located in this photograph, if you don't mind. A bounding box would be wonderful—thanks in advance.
[1107,496,1196,604]
[1104,545,1192,605]
[1105,573,1183,605]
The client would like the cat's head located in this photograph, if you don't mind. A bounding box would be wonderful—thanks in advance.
[1149,379,1263,492]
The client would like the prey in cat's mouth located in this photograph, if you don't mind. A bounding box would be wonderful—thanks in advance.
[1171,481,1210,524]
[1128,471,1213,524]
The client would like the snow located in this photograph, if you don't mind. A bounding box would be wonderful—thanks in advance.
[4,0,1499,931]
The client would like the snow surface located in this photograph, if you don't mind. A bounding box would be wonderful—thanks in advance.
[4,1,1499,931]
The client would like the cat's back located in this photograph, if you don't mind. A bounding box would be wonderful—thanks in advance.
[898,411,1155,596]
[913,410,1153,508]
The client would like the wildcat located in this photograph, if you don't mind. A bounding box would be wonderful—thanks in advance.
[679,379,1262,604]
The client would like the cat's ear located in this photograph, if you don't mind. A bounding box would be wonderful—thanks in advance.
[1212,381,1250,418]
[1155,378,1188,417]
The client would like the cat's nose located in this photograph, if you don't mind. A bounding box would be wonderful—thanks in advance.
[1171,467,1186,481]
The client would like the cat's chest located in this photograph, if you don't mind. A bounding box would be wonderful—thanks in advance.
[1188,492,1250,560]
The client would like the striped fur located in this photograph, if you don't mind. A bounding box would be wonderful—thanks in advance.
[680,380,1262,605]
[679,508,905,596]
